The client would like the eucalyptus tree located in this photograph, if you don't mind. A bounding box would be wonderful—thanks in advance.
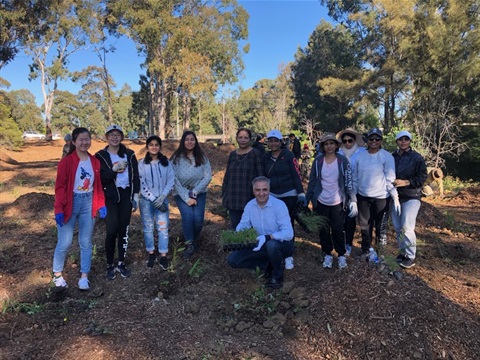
[22,0,104,139]
[106,0,248,138]
[0,90,23,148]
[7,89,43,132]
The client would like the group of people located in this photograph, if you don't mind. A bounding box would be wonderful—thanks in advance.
[52,126,211,290]
[52,124,427,292]
[225,127,427,289]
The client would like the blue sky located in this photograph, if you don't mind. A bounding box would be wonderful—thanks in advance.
[0,1,330,105]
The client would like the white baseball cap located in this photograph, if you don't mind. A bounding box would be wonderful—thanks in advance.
[396,130,412,140]
[266,129,282,140]
[105,124,124,135]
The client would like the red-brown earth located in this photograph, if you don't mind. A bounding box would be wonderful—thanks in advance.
[0,140,478,360]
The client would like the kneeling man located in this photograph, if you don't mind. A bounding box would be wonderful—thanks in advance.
[228,176,294,289]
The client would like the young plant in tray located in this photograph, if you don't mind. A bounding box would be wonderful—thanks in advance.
[221,228,258,251]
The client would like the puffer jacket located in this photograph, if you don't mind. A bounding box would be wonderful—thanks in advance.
[263,149,304,196]
[392,148,428,201]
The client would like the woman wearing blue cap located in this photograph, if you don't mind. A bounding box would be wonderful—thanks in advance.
[391,130,427,268]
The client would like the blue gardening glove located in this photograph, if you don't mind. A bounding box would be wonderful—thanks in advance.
[99,206,107,219]
[159,202,167,212]
[132,193,139,212]
[348,202,358,218]
[188,190,198,199]
[55,213,64,227]
[253,235,267,252]
[297,193,307,207]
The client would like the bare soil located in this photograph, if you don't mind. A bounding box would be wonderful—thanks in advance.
[0,140,479,360]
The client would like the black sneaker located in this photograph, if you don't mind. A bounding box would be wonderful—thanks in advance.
[147,253,156,269]
[116,263,132,278]
[182,243,195,260]
[159,256,169,270]
[396,254,407,263]
[400,257,415,269]
[106,264,116,280]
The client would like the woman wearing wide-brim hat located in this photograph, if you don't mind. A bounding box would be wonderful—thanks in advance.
[336,128,366,256]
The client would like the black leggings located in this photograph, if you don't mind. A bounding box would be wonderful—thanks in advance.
[105,187,132,264]
[278,196,298,242]
[357,194,390,252]
[315,203,346,256]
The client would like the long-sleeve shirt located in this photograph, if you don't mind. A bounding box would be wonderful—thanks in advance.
[392,148,427,201]
[236,195,293,241]
[353,149,397,199]
[138,158,175,201]
[171,155,212,203]
[263,149,304,197]
[222,149,264,211]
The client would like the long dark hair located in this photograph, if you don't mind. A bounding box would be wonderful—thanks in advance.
[144,135,168,167]
[67,127,91,155]
[171,130,206,167]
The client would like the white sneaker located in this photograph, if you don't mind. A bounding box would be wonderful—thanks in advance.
[338,256,347,269]
[323,255,333,269]
[285,257,294,270]
[78,277,90,291]
[379,236,387,245]
[53,276,68,288]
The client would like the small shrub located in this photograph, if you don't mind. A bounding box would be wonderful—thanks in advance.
[297,212,328,233]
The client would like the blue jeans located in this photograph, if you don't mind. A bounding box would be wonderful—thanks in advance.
[53,192,95,274]
[228,240,295,280]
[391,199,421,259]
[140,198,169,254]
[174,192,207,245]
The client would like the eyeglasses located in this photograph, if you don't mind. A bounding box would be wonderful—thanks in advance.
[368,137,382,142]
[397,137,411,142]
[342,139,354,144]
[107,132,122,138]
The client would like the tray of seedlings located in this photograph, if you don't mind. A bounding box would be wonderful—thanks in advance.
[221,228,258,252]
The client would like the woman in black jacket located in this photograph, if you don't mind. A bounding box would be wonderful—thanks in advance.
[391,130,427,269]
[96,124,140,280]
[263,129,306,270]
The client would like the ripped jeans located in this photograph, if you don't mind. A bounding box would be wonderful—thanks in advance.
[139,198,169,254]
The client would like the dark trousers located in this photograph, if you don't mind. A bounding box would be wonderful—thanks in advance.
[229,209,244,230]
[278,196,298,242]
[357,194,390,252]
[344,215,356,246]
[227,240,295,281]
[105,187,132,264]
[314,203,346,256]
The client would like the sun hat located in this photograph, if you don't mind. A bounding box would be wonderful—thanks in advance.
[105,124,124,135]
[319,133,340,144]
[367,128,383,138]
[266,129,283,140]
[395,130,413,141]
[336,128,365,146]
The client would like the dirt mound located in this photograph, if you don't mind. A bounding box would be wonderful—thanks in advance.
[3,192,54,219]
[417,201,450,229]
[0,150,19,165]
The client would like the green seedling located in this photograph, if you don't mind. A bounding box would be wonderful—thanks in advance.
[221,228,258,251]
[297,212,328,233]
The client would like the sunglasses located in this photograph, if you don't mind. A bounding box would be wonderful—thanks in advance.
[342,139,354,144]
[368,137,382,142]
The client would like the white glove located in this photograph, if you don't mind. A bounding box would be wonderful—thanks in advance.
[253,235,267,252]
[112,161,127,172]
[132,193,139,212]
[348,202,358,218]
[153,195,166,209]
[392,196,401,216]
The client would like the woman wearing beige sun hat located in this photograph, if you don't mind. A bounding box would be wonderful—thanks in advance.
[336,128,366,256]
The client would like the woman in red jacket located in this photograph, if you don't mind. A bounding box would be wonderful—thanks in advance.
[52,127,106,290]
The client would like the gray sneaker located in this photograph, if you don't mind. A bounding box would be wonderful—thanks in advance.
[78,277,89,291]
[323,255,333,269]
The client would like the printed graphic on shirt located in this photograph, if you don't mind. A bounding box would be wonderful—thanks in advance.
[78,166,92,191]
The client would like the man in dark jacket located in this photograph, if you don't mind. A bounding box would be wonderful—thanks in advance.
[391,130,427,269]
